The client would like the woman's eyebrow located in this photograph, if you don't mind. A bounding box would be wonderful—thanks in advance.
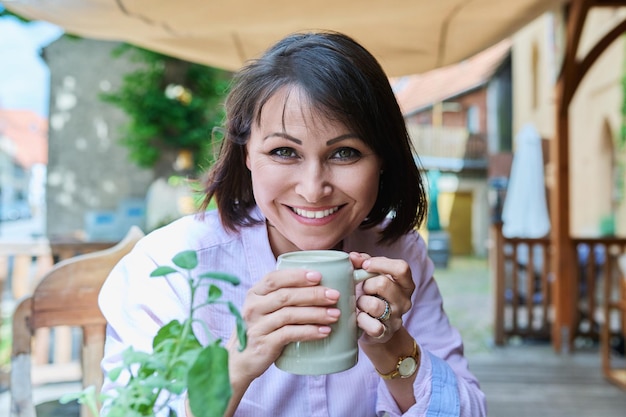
[263,132,358,145]
[326,134,359,145]
[264,132,302,144]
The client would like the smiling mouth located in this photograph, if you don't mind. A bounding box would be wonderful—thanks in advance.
[291,206,340,219]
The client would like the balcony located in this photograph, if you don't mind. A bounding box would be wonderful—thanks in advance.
[406,124,488,172]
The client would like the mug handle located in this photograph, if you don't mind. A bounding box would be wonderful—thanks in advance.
[353,269,377,282]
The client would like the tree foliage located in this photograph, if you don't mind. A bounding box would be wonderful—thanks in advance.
[101,45,231,174]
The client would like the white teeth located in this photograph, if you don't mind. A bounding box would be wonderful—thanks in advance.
[293,207,339,219]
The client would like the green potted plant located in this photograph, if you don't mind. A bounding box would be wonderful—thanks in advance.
[62,250,247,417]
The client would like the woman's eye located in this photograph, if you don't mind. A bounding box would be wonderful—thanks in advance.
[331,147,361,161]
[270,147,298,159]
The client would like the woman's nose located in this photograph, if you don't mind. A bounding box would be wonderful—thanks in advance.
[294,163,332,203]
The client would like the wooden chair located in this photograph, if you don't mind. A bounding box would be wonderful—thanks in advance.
[10,226,145,417]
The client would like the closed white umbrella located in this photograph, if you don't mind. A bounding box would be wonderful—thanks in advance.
[502,123,550,238]
[502,123,550,294]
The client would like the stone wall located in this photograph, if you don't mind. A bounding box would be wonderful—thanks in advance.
[44,37,153,240]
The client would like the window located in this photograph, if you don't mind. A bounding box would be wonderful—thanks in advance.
[466,105,480,134]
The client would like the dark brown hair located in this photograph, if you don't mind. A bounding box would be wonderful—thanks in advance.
[201,31,427,243]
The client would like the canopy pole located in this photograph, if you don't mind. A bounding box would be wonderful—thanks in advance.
[551,0,626,353]
[551,0,593,353]
[552,76,575,353]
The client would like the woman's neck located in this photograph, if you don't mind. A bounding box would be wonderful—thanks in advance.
[266,220,344,257]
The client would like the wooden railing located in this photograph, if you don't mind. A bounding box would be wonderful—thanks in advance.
[0,240,52,305]
[491,223,626,350]
[601,248,626,389]
[572,238,626,343]
[0,239,115,386]
[491,224,552,344]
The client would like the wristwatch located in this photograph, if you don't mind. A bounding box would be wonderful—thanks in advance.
[376,339,420,380]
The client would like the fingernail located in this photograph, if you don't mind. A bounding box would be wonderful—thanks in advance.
[319,326,332,334]
[362,260,371,269]
[305,271,322,282]
[327,308,341,318]
[325,289,340,299]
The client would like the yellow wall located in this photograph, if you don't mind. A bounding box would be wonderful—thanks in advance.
[511,13,557,139]
[512,9,626,237]
[439,191,474,255]
[425,175,488,256]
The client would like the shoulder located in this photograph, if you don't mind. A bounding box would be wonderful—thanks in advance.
[134,208,270,263]
[102,210,246,295]
[132,210,237,263]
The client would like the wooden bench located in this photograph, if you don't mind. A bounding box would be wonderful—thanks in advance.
[10,226,144,417]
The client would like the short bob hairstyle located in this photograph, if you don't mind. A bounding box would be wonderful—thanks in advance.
[201,31,427,244]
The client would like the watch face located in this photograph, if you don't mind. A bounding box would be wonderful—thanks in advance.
[398,356,417,377]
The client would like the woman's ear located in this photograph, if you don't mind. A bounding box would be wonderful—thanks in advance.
[245,150,251,170]
[243,141,251,170]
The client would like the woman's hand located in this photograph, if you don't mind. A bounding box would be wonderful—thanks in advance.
[226,268,341,384]
[349,252,415,343]
[343,252,419,415]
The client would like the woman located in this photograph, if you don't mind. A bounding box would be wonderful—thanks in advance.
[99,31,486,416]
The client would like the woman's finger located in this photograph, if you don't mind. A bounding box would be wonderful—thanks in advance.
[251,269,323,296]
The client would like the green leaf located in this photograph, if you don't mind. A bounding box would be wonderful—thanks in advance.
[59,386,90,404]
[166,379,187,395]
[228,302,243,322]
[122,347,152,366]
[108,366,123,382]
[228,302,247,351]
[176,348,202,364]
[153,320,184,347]
[198,271,240,285]
[151,266,178,277]
[208,284,222,302]
[187,344,231,417]
[172,250,198,270]
[102,247,245,416]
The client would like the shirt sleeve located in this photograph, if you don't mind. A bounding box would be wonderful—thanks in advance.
[373,232,487,417]
[98,232,192,417]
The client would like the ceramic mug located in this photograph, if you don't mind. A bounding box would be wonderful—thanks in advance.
[274,249,377,375]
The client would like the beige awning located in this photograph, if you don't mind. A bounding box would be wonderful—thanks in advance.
[5,0,565,76]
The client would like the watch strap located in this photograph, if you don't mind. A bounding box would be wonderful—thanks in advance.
[376,339,420,380]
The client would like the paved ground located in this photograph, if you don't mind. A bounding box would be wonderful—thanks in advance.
[435,257,626,417]
[433,256,494,356]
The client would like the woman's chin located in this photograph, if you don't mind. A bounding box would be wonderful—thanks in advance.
[294,240,343,252]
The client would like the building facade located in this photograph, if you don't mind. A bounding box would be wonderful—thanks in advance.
[393,40,512,257]
[0,109,47,225]
[512,8,626,237]
[44,37,153,240]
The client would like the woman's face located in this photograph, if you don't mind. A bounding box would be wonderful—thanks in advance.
[246,86,383,256]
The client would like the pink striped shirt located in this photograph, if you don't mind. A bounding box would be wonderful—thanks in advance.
[99,208,486,416]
